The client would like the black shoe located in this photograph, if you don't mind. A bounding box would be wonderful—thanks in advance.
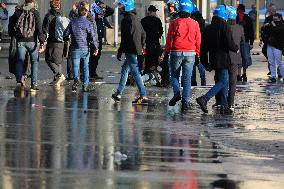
[196,96,208,113]
[242,74,247,82]
[268,78,277,83]
[30,85,39,92]
[112,93,121,102]
[132,97,149,105]
[169,93,181,106]
[267,72,271,76]
[201,80,206,86]
[220,106,234,114]
[237,75,242,82]
[181,102,190,111]
[72,80,80,92]
[191,81,197,86]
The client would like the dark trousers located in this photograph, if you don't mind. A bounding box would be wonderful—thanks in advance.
[89,40,102,77]
[228,64,238,107]
[45,43,64,75]
[160,53,170,86]
[144,43,162,72]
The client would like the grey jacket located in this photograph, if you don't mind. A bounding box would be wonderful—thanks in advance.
[229,24,245,65]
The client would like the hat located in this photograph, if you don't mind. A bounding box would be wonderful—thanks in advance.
[148,5,158,12]
[227,6,237,20]
[179,0,194,13]
[213,5,228,20]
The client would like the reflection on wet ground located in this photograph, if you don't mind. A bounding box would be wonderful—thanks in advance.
[0,78,284,189]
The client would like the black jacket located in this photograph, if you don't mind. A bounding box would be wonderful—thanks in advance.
[118,12,146,55]
[263,21,284,50]
[96,6,114,40]
[42,9,62,43]
[236,14,254,45]
[141,15,163,45]
[8,6,44,44]
[201,16,238,70]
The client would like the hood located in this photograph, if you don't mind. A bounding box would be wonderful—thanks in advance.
[49,8,61,16]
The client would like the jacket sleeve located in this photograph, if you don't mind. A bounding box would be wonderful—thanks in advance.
[63,22,71,41]
[141,23,146,48]
[88,22,99,51]
[34,11,45,44]
[158,18,163,38]
[240,26,245,44]
[8,14,16,37]
[165,21,175,53]
[0,8,8,20]
[225,24,238,52]
[42,14,50,41]
[200,27,209,69]
[195,23,201,57]
[104,6,114,18]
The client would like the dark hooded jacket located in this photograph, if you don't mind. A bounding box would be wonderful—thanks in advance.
[201,16,238,70]
[118,12,146,55]
[42,8,63,43]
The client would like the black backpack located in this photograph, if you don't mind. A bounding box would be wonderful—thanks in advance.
[15,9,36,38]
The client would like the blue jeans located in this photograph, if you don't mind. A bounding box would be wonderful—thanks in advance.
[72,49,90,87]
[117,53,147,97]
[16,42,39,85]
[170,52,195,103]
[203,69,229,106]
[192,63,206,85]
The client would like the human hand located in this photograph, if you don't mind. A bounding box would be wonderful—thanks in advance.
[117,53,122,61]
[236,49,240,54]
[93,50,99,56]
[39,44,45,53]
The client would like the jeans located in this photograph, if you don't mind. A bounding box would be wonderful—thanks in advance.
[170,52,195,103]
[204,69,229,107]
[16,42,39,85]
[267,45,284,78]
[192,63,206,85]
[117,53,147,97]
[71,49,90,87]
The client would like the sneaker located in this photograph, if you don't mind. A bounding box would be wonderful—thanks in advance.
[169,93,181,106]
[72,80,80,92]
[267,72,271,76]
[268,78,277,83]
[196,96,208,113]
[30,85,39,92]
[212,103,222,109]
[54,74,66,86]
[132,97,149,105]
[112,93,121,102]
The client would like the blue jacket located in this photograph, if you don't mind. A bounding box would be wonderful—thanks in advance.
[64,16,98,50]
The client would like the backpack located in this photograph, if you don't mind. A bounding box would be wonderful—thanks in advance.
[54,16,70,42]
[15,9,36,38]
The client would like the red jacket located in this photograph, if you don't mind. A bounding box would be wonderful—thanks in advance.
[165,17,201,56]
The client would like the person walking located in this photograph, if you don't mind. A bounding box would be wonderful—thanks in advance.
[141,5,163,73]
[112,0,148,105]
[236,4,254,82]
[9,0,45,91]
[227,6,245,109]
[196,5,239,114]
[165,0,201,111]
[43,0,69,86]
[262,13,284,83]
[248,4,257,39]
[63,1,99,92]
[190,5,206,86]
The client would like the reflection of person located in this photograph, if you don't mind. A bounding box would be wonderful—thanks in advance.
[211,179,237,189]
[0,3,8,42]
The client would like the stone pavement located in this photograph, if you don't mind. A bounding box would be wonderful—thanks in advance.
[0,43,284,189]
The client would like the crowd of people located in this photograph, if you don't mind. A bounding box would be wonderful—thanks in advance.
[3,0,284,113]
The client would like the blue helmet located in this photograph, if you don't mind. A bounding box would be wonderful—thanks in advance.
[179,0,194,13]
[114,0,135,12]
[213,5,228,20]
[192,4,198,14]
[90,2,103,18]
[227,6,237,20]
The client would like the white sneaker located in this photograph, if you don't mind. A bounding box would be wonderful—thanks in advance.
[55,74,66,86]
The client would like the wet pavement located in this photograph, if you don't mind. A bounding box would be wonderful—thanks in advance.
[0,50,284,189]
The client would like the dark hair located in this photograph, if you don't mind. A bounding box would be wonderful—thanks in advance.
[178,11,191,18]
[237,4,245,12]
